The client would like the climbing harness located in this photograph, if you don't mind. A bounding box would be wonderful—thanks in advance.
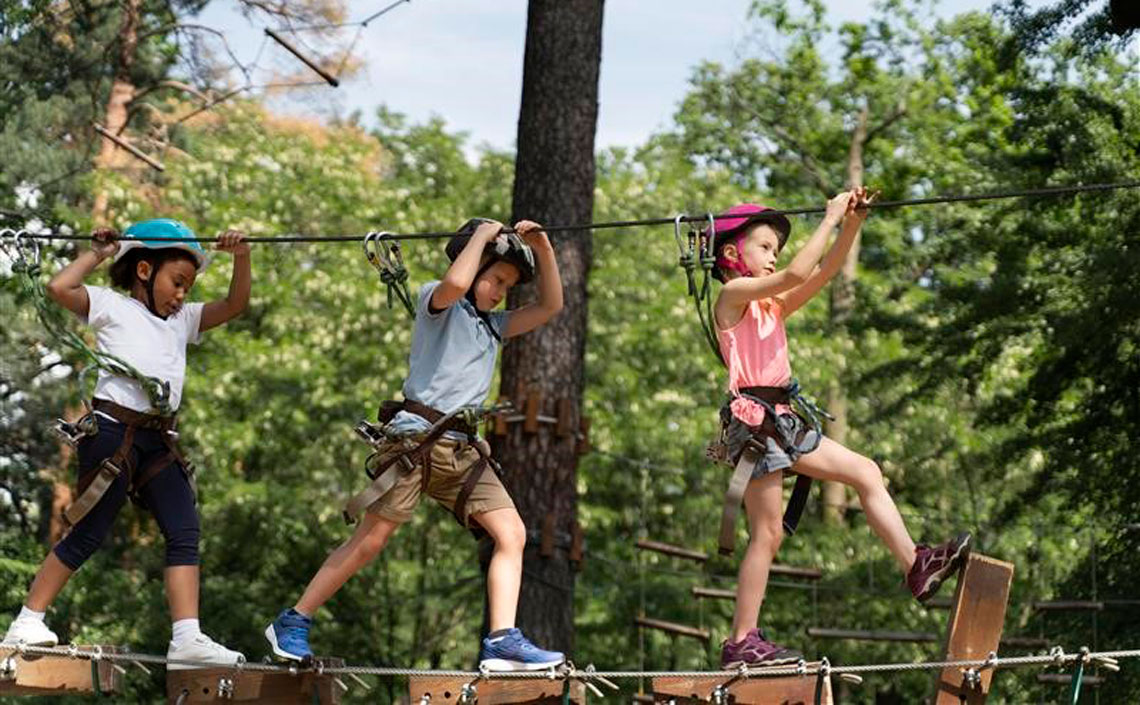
[713,381,833,555]
[344,399,510,531]
[62,399,195,528]
[0,229,174,415]
[363,231,415,317]
[673,214,723,362]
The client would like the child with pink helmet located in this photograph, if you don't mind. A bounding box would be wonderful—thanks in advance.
[708,189,971,668]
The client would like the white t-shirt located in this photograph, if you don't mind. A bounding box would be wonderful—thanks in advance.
[83,285,205,413]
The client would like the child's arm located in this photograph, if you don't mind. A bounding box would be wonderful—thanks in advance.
[46,228,120,317]
[199,230,251,332]
[503,220,563,338]
[430,220,503,311]
[777,187,875,318]
[714,191,853,328]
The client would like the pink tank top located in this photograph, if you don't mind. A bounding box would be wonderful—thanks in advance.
[716,298,792,426]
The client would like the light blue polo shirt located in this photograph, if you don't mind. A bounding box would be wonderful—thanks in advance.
[386,280,510,436]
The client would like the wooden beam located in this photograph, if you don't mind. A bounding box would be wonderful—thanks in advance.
[408,675,585,704]
[1033,601,1104,612]
[653,665,831,704]
[932,553,1015,705]
[166,660,344,703]
[1037,673,1105,686]
[635,617,710,642]
[0,646,124,696]
[808,627,938,643]
[636,539,708,563]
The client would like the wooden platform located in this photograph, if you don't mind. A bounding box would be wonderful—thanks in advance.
[408,675,586,704]
[653,665,831,704]
[167,659,344,703]
[932,553,1015,704]
[0,645,124,696]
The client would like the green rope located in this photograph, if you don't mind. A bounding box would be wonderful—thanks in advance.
[674,216,724,363]
[3,230,174,414]
[1068,658,1086,704]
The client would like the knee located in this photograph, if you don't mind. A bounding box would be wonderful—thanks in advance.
[164,526,201,566]
[748,516,784,557]
[854,458,886,495]
[491,516,527,556]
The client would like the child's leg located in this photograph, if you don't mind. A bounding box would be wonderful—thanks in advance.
[730,471,785,642]
[792,437,916,572]
[471,508,526,631]
[294,513,401,616]
[142,464,202,622]
[24,553,76,612]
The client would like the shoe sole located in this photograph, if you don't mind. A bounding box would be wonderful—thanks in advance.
[722,655,803,669]
[479,657,565,672]
[1,637,58,648]
[264,624,313,666]
[917,532,972,603]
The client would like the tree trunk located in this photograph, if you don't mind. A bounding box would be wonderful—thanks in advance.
[821,106,868,524]
[487,0,604,655]
[91,0,141,224]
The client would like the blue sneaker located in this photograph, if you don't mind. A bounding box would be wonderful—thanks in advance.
[265,608,313,662]
[479,628,565,671]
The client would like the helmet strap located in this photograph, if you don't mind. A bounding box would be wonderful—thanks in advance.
[465,259,503,343]
[139,259,169,320]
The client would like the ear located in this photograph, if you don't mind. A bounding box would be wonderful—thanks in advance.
[136,259,153,283]
[722,242,740,262]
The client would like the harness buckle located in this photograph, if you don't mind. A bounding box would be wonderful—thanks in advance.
[354,420,387,448]
[52,416,97,447]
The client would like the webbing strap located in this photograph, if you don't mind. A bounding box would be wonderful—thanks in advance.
[783,474,812,536]
[343,456,411,524]
[63,459,124,527]
[718,446,760,555]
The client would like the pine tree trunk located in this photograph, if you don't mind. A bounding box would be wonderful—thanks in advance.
[487,0,604,654]
[822,107,868,524]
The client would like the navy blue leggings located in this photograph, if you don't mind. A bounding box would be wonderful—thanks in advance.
[54,417,200,570]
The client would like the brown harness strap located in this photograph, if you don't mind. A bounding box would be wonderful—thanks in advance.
[718,444,762,556]
[343,399,484,526]
[63,399,191,528]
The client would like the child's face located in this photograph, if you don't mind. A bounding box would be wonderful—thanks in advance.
[727,224,781,277]
[472,260,521,311]
[138,257,197,317]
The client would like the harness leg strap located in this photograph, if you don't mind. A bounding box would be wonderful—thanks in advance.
[343,461,408,525]
[718,446,761,556]
[782,474,812,536]
[63,424,136,528]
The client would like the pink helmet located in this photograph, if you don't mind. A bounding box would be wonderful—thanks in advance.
[707,203,792,282]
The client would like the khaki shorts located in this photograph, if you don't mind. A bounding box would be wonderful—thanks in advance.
[366,436,515,525]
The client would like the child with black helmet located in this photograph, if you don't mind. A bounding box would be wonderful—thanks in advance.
[2,219,251,669]
[266,218,566,671]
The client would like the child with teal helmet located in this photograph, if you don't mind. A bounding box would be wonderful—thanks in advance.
[2,218,253,670]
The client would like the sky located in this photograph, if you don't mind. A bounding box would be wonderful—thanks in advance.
[197,0,1051,153]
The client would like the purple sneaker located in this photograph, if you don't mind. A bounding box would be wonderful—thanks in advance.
[720,629,802,668]
[907,532,971,603]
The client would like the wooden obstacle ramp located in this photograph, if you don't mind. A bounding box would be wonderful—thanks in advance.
[932,553,1015,705]
[0,645,125,696]
[652,665,831,704]
[408,675,586,704]
[167,658,344,704]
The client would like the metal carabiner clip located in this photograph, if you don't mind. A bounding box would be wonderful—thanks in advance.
[701,212,718,261]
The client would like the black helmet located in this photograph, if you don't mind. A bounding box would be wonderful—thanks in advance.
[445,218,536,284]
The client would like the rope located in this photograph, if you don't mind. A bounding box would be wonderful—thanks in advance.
[0,229,174,414]
[11,180,1140,245]
[0,643,1134,681]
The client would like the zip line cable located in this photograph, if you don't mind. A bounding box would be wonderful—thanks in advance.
[9,179,1140,244]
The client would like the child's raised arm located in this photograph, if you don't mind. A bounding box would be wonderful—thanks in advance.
[46,228,120,317]
[503,220,563,338]
[715,191,853,323]
[431,220,503,311]
[777,187,876,318]
[199,230,251,332]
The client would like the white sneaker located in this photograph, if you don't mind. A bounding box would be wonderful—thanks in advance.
[166,633,244,670]
[1,618,59,647]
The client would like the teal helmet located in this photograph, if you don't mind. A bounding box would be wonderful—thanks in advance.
[112,219,208,271]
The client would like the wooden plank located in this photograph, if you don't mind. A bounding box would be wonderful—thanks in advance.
[636,539,708,563]
[653,667,831,704]
[524,390,542,434]
[1033,601,1104,612]
[408,675,585,704]
[0,646,124,696]
[569,521,584,567]
[166,660,344,703]
[807,627,938,643]
[541,514,556,558]
[933,553,1015,705]
[635,617,709,642]
[556,398,575,437]
[1037,674,1105,686]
